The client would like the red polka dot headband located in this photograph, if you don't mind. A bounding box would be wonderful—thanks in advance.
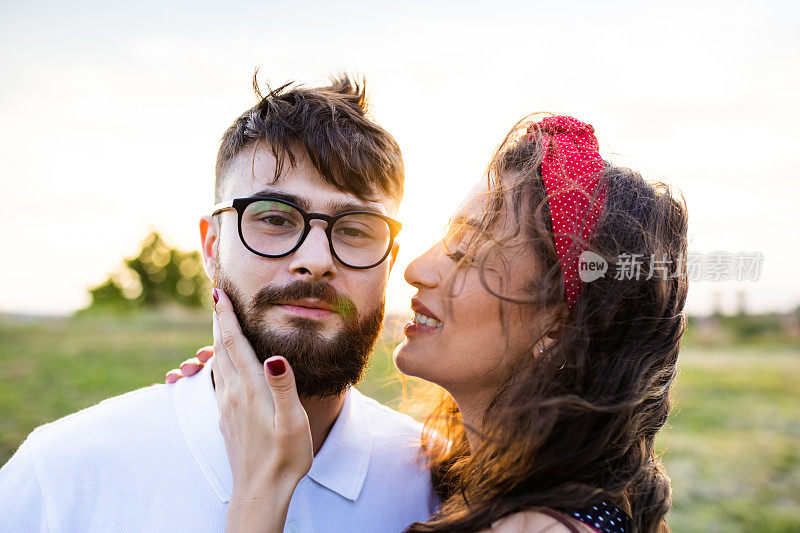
[525,115,607,311]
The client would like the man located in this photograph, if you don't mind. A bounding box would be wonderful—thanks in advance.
[0,76,439,531]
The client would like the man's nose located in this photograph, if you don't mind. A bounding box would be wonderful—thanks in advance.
[288,223,337,281]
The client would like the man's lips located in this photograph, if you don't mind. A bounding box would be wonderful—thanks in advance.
[275,299,336,319]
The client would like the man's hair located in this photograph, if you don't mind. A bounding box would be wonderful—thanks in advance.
[215,73,404,203]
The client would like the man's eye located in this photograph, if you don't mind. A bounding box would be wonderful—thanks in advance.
[338,227,369,238]
[261,215,291,226]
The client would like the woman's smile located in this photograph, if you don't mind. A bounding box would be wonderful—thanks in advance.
[403,299,444,336]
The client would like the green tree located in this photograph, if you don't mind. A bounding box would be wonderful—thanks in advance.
[86,231,211,311]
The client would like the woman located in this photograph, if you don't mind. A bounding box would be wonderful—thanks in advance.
[168,114,688,532]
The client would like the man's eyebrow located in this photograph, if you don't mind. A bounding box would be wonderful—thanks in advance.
[327,199,385,216]
[247,190,310,211]
[246,190,384,216]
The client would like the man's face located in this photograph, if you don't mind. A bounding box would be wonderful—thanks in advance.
[200,142,400,399]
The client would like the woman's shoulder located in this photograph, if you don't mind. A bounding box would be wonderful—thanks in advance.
[488,500,633,533]
[488,509,595,533]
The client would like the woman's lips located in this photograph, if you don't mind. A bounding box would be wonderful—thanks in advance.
[278,304,334,319]
[410,299,442,323]
[404,298,444,337]
[403,320,441,336]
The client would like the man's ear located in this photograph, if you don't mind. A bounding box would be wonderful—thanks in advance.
[199,215,218,281]
[388,240,400,274]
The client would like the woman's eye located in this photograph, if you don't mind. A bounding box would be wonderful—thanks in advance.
[445,250,466,263]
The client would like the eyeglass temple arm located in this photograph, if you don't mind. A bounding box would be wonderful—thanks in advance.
[211,200,234,216]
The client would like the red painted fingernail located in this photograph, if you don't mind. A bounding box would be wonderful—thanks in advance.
[212,288,219,303]
[266,358,286,377]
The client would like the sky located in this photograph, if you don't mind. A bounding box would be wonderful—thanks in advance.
[1,0,799,316]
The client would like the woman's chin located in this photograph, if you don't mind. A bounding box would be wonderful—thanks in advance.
[392,338,426,378]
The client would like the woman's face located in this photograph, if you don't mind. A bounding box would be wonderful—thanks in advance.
[393,184,544,398]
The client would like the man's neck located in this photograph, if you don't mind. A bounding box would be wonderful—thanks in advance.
[211,369,345,456]
[300,394,345,456]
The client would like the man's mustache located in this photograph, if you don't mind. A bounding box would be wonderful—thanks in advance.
[250,281,358,320]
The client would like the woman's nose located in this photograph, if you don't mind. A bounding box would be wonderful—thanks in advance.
[404,243,442,290]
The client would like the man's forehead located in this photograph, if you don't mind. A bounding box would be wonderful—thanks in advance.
[222,143,397,216]
[239,185,393,216]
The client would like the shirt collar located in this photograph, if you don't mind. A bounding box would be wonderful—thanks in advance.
[173,357,372,503]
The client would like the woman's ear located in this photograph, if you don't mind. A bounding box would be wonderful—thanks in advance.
[540,304,570,344]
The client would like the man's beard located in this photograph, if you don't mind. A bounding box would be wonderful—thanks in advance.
[215,271,384,399]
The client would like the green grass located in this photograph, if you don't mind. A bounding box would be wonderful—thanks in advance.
[659,348,800,532]
[1,311,798,531]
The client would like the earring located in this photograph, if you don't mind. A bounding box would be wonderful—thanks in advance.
[538,348,544,354]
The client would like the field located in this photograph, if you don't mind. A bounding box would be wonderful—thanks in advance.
[1,311,798,532]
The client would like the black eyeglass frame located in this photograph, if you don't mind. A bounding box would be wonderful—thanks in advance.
[212,197,403,270]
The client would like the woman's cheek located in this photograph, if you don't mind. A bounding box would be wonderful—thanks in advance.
[443,303,507,382]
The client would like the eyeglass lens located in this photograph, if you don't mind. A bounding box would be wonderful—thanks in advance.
[240,200,392,267]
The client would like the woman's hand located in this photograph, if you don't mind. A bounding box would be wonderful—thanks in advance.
[165,346,213,383]
[211,287,313,533]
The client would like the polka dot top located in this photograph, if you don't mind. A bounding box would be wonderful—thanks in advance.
[566,500,632,532]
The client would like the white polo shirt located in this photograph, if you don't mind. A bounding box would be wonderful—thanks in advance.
[0,359,439,532]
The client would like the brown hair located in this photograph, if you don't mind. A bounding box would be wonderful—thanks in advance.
[405,114,688,533]
[215,73,404,203]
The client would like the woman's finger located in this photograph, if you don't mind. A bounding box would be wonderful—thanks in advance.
[211,354,225,396]
[212,308,240,387]
[165,347,212,384]
[165,369,183,384]
[263,356,306,426]
[195,346,214,363]
[179,357,204,377]
[263,356,313,480]
[213,288,264,379]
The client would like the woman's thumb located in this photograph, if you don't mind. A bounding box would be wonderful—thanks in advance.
[264,356,301,415]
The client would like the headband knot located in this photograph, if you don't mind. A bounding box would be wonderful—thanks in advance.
[532,115,595,138]
[526,115,607,311]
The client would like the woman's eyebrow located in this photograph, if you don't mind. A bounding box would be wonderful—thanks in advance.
[450,215,483,229]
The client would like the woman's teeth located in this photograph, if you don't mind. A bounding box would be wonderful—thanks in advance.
[414,312,443,328]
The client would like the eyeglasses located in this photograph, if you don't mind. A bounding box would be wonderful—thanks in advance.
[212,197,402,269]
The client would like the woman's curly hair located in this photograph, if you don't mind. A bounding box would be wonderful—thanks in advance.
[404,114,688,533]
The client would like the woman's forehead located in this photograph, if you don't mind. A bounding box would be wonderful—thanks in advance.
[454,179,490,219]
